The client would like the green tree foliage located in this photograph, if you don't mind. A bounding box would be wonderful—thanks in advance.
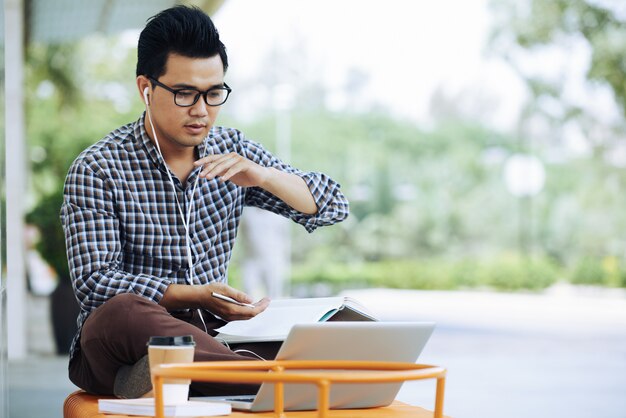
[27,38,142,198]
[487,0,626,286]
[491,0,626,115]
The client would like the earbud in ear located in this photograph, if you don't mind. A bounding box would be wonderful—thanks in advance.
[143,87,150,105]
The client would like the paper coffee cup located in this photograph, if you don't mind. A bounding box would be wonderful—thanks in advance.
[148,335,195,405]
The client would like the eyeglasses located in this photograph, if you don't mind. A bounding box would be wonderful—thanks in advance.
[147,77,232,107]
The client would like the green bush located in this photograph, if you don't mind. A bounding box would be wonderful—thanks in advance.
[571,256,605,286]
[478,254,559,291]
[26,188,69,283]
[291,255,561,292]
[570,256,626,287]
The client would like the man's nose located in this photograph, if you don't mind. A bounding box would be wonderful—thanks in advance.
[189,95,209,116]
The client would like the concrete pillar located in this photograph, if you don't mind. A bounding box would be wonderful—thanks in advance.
[5,0,27,360]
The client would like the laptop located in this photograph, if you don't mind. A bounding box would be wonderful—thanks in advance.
[196,321,435,412]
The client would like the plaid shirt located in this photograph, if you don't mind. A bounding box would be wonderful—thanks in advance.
[61,114,349,359]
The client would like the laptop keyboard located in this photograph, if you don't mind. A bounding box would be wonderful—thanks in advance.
[225,397,255,403]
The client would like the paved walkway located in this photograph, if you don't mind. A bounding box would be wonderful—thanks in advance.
[9,284,626,418]
[8,354,77,418]
[344,285,626,418]
[8,294,78,418]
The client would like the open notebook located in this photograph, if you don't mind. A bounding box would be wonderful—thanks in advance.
[214,296,376,344]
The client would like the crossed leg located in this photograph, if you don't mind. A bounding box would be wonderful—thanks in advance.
[69,293,265,396]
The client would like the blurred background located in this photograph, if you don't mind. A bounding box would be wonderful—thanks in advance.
[2,0,626,418]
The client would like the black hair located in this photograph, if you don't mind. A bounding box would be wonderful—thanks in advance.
[136,5,228,78]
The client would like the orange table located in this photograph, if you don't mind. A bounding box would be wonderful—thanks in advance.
[64,360,448,418]
[152,360,446,418]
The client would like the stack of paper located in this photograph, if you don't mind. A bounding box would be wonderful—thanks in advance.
[98,398,231,416]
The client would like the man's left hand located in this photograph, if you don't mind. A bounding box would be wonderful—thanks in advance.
[195,153,269,188]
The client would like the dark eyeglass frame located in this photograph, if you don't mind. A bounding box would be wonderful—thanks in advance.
[147,76,232,107]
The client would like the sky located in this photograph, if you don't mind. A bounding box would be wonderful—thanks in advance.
[211,0,527,130]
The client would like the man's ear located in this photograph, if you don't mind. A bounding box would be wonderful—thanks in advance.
[136,76,151,105]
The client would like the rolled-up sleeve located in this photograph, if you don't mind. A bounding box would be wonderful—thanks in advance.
[237,134,350,232]
[61,160,170,314]
[296,171,350,232]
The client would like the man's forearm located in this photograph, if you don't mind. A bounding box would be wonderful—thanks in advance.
[260,167,318,214]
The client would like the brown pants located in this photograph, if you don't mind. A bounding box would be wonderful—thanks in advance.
[69,293,279,396]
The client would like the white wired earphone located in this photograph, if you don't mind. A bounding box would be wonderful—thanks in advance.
[143,86,209,333]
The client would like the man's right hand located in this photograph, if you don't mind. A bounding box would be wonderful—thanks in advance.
[201,282,270,321]
[159,282,270,321]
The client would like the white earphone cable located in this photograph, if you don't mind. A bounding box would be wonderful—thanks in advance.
[144,88,208,333]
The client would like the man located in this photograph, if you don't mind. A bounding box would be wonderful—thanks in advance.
[61,5,348,398]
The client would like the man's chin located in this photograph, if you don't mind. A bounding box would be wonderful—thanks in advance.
[178,132,208,147]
